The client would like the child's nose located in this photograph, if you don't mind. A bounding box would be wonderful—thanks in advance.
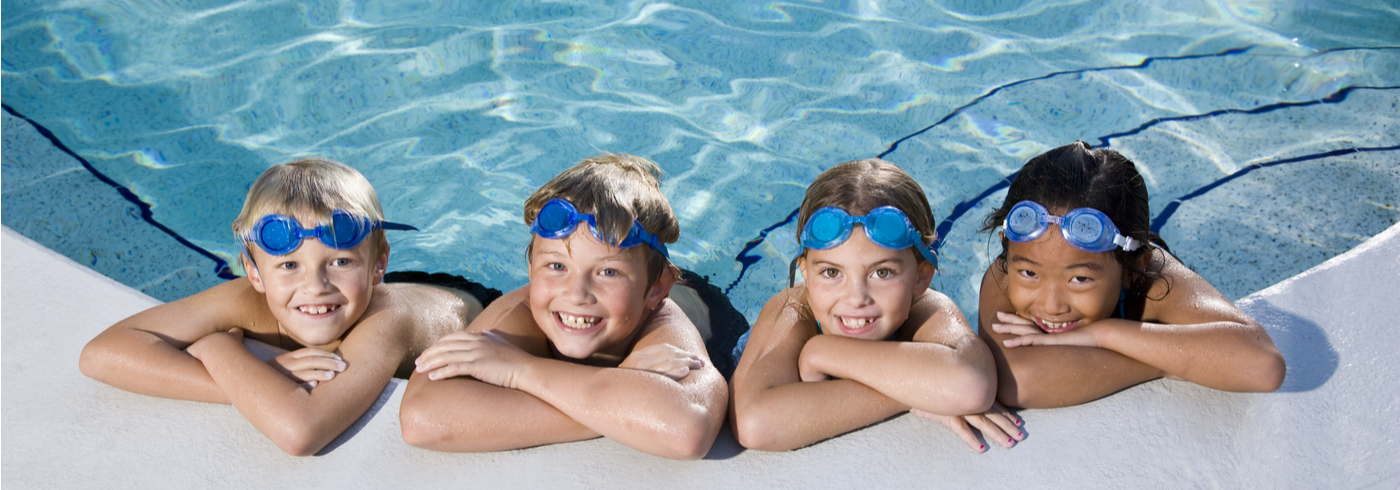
[301,266,334,293]
[561,272,594,304]
[1037,285,1072,316]
[841,277,873,306]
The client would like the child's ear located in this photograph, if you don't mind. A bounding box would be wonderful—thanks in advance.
[644,267,677,310]
[917,257,937,290]
[374,244,390,285]
[242,252,267,293]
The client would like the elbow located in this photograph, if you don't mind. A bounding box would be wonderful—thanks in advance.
[1240,350,1286,393]
[732,404,793,452]
[946,367,996,415]
[268,423,327,457]
[78,341,113,382]
[399,401,449,451]
[655,418,716,460]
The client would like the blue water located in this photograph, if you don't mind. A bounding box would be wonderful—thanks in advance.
[3,0,1398,327]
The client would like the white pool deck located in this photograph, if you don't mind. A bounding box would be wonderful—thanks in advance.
[3,222,1398,488]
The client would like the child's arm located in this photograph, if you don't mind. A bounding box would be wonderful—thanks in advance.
[184,295,413,456]
[730,287,993,451]
[79,279,263,403]
[402,288,727,460]
[796,289,996,415]
[400,287,602,452]
[982,252,1286,408]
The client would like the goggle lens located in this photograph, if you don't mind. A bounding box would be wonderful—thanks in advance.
[807,211,847,244]
[868,211,908,247]
[1007,204,1042,237]
[529,199,669,258]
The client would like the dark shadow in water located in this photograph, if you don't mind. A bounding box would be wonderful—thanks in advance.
[1239,299,1339,392]
[681,269,752,379]
[315,379,400,456]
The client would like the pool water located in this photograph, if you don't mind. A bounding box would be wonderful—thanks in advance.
[3,0,1398,331]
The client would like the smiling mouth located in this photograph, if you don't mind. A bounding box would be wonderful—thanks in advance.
[836,316,879,336]
[298,304,341,315]
[1036,318,1080,333]
[557,312,602,332]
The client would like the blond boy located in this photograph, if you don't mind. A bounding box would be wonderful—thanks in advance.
[80,158,485,456]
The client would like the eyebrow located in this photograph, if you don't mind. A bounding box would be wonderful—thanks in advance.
[1008,255,1104,272]
[810,257,904,268]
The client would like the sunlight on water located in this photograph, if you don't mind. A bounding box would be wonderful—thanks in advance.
[3,0,1398,320]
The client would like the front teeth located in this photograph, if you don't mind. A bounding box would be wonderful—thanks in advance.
[841,317,875,328]
[299,305,337,315]
[559,312,599,329]
[1042,320,1070,330]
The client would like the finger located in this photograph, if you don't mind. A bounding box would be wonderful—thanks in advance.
[965,415,1016,448]
[227,327,245,340]
[663,366,691,381]
[996,311,1034,325]
[280,355,347,374]
[426,362,479,381]
[416,339,485,366]
[983,410,1026,442]
[303,380,318,390]
[287,347,339,360]
[1002,334,1047,348]
[991,323,1042,336]
[292,369,338,382]
[938,414,988,453]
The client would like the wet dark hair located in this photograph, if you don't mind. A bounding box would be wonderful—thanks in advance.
[980,141,1170,298]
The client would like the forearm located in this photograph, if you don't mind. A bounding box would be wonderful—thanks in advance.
[805,337,995,416]
[198,336,372,456]
[79,328,228,404]
[400,371,599,452]
[517,358,727,460]
[733,377,906,451]
[1097,319,1285,392]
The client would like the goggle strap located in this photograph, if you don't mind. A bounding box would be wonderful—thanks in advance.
[1114,234,1142,252]
[379,221,419,231]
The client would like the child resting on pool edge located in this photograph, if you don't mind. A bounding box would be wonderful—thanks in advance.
[79,157,490,456]
[400,154,728,460]
[978,141,1285,408]
[730,158,1003,452]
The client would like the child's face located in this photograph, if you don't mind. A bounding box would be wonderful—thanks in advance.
[1004,225,1124,333]
[800,228,936,340]
[527,232,669,361]
[245,237,387,348]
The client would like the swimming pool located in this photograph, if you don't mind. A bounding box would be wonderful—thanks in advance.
[3,0,1398,332]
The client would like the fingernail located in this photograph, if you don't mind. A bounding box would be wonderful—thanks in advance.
[1016,419,1023,426]
[307,381,317,389]
[1007,437,1014,444]
[336,361,346,370]
[324,371,335,380]
[979,444,986,451]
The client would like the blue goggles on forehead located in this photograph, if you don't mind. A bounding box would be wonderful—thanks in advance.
[1002,200,1142,253]
[799,206,938,266]
[246,210,418,256]
[529,199,670,258]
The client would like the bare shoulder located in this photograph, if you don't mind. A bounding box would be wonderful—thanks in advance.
[1140,248,1253,325]
[634,298,706,353]
[363,282,488,352]
[908,288,975,344]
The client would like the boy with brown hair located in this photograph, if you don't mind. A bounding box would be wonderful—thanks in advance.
[401,154,728,460]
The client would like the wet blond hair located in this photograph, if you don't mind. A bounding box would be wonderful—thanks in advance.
[232,157,388,260]
[522,154,680,288]
[797,158,937,264]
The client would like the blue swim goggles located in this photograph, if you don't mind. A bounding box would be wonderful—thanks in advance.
[1002,200,1142,253]
[529,198,670,258]
[246,210,417,256]
[800,206,938,265]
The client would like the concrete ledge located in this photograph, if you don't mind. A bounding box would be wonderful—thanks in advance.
[3,223,1398,488]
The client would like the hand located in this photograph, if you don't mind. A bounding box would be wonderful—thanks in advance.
[415,330,532,389]
[186,328,245,361]
[912,401,1025,453]
[796,339,829,383]
[266,347,345,390]
[991,311,1100,348]
[621,343,704,381]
